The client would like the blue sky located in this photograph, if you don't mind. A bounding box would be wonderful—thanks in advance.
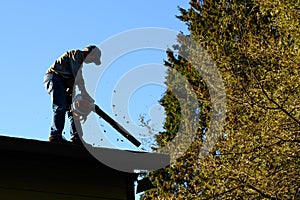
[0,0,189,151]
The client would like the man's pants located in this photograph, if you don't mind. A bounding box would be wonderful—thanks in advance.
[43,73,78,138]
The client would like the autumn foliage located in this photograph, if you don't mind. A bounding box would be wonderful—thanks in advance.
[142,0,299,199]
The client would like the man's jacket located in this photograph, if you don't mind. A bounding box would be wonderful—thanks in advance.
[46,50,85,90]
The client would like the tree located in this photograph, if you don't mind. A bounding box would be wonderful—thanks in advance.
[141,0,300,199]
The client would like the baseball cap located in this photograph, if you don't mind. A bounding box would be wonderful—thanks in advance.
[85,45,101,65]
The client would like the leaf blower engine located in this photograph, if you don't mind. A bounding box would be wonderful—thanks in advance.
[71,94,94,120]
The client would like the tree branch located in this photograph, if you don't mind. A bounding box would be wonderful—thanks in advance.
[246,184,280,200]
[252,70,300,126]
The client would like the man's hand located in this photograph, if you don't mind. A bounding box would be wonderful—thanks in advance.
[72,94,94,123]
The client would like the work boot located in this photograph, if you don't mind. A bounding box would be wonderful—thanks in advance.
[70,136,93,148]
[49,135,70,144]
[70,135,83,145]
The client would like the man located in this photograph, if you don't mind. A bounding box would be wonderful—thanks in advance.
[43,45,102,144]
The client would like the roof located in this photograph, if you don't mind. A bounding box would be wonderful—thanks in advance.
[0,135,170,172]
[0,135,169,199]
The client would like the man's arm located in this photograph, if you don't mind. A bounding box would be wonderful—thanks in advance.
[76,70,94,103]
